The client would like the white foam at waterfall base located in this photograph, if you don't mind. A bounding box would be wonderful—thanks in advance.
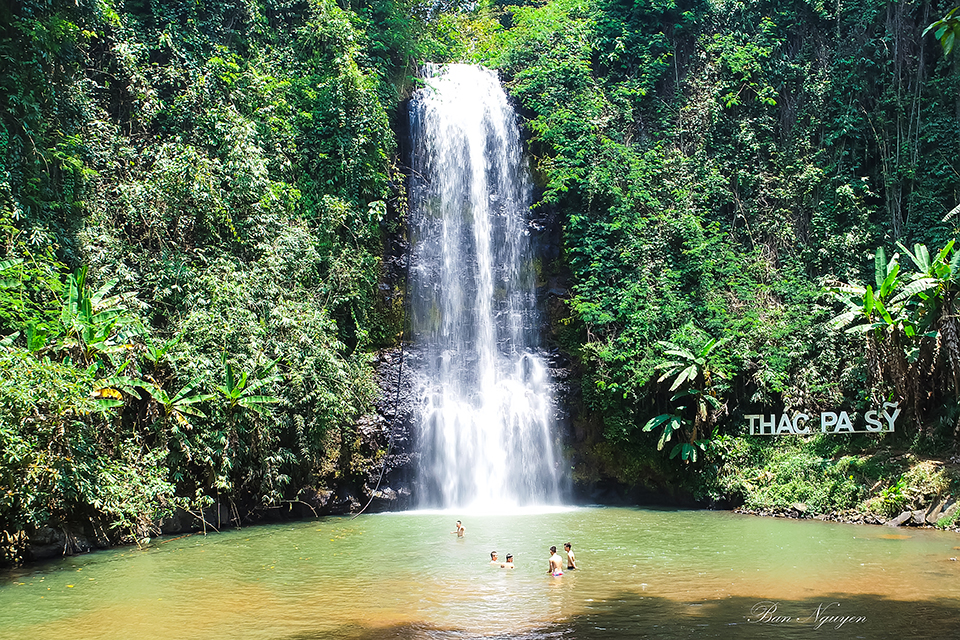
[409,64,564,512]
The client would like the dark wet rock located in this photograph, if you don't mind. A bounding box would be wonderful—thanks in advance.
[331,491,361,513]
[26,526,66,561]
[160,508,190,535]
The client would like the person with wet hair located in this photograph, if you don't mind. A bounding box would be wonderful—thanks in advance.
[490,551,500,564]
[547,546,563,576]
[501,554,514,569]
[564,543,576,570]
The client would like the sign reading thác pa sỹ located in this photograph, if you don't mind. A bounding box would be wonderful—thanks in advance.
[745,402,900,435]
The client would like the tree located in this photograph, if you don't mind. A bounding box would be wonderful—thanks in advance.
[145,379,213,430]
[897,241,960,401]
[829,243,959,431]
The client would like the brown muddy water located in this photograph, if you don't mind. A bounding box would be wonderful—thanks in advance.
[2,506,959,639]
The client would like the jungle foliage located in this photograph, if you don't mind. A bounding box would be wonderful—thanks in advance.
[0,0,430,562]
[6,0,960,561]
[461,0,960,501]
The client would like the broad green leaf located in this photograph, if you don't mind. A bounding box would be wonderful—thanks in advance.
[950,246,960,279]
[0,258,24,272]
[670,364,698,391]
[845,323,879,334]
[891,277,937,304]
[224,357,235,392]
[874,297,894,325]
[874,247,887,290]
[831,284,866,296]
[642,413,675,432]
[663,347,696,361]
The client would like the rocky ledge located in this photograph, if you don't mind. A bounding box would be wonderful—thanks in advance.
[735,495,960,533]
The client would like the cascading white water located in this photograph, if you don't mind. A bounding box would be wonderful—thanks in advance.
[408,64,563,511]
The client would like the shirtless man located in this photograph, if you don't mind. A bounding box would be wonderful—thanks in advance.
[547,546,564,576]
[490,551,500,564]
[501,553,514,568]
[452,520,465,537]
[564,543,576,570]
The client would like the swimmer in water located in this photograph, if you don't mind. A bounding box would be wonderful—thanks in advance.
[548,546,564,576]
[564,542,576,570]
[452,520,465,537]
[501,553,514,569]
[490,551,500,564]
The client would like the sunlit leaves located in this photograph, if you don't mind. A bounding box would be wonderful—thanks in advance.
[217,353,280,416]
[925,7,960,55]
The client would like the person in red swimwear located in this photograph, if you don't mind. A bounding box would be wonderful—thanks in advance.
[547,546,563,576]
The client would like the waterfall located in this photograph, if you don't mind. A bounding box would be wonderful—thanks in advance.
[408,64,563,511]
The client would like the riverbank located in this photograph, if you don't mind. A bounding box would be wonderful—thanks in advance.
[702,437,960,534]
[14,422,960,567]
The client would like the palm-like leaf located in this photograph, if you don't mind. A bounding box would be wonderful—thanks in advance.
[145,379,213,426]
[218,354,281,415]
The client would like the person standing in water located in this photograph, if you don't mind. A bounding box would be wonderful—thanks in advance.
[452,520,465,537]
[564,543,576,570]
[490,551,500,564]
[547,546,564,576]
[501,554,514,569]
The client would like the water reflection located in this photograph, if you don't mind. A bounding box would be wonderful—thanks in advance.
[336,594,960,640]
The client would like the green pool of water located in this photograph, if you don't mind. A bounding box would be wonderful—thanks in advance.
[2,506,959,639]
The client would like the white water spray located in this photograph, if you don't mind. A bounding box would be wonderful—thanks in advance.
[408,64,563,511]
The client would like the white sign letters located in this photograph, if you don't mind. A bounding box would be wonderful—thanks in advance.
[745,402,900,435]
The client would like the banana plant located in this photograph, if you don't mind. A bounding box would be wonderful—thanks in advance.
[140,331,183,372]
[59,267,140,366]
[828,244,950,423]
[897,240,960,394]
[897,240,960,323]
[828,247,935,337]
[90,360,149,411]
[216,353,281,417]
[145,379,213,429]
[656,335,729,392]
[643,332,729,463]
[0,258,23,289]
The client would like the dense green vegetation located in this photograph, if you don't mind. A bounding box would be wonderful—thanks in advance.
[5,0,960,563]
[479,0,960,511]
[0,0,429,562]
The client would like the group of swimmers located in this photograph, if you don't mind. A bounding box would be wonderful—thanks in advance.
[548,543,576,576]
[453,520,577,576]
[489,550,514,568]
[492,545,576,574]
